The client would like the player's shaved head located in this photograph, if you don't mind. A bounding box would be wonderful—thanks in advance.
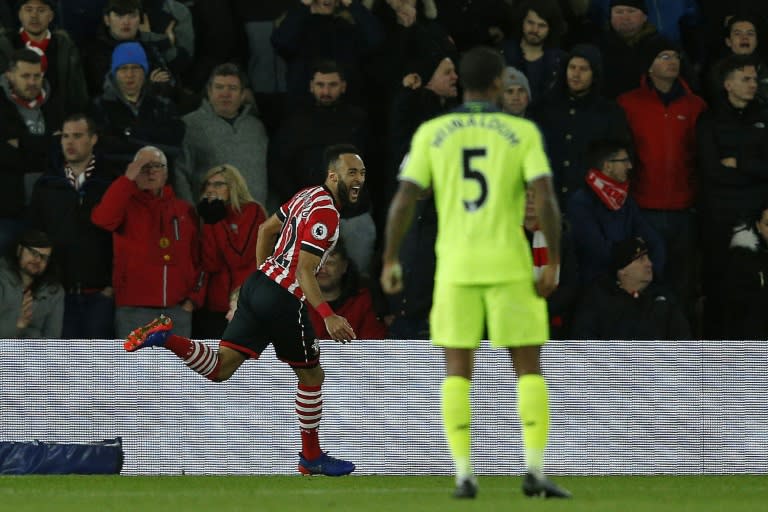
[459,46,504,92]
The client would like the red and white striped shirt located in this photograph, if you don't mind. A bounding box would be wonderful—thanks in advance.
[259,186,339,299]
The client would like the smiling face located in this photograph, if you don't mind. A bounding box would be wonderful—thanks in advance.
[330,153,366,207]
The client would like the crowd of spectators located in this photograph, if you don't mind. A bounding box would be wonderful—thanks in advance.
[3,0,768,341]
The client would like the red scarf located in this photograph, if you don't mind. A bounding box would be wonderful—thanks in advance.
[585,168,629,211]
[19,28,51,73]
[19,28,50,72]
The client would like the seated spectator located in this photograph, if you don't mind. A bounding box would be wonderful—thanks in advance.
[0,228,64,338]
[0,0,89,116]
[176,63,268,206]
[501,66,532,117]
[195,164,267,339]
[499,0,566,105]
[721,202,768,339]
[91,145,204,338]
[568,138,665,287]
[271,0,383,104]
[80,0,183,98]
[0,48,60,253]
[90,41,184,173]
[27,113,118,339]
[571,236,690,340]
[308,238,387,340]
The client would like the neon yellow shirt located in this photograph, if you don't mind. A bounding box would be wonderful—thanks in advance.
[400,102,551,283]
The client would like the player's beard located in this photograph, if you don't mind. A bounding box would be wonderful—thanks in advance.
[336,180,351,208]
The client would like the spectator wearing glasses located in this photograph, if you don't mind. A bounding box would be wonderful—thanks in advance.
[568,138,665,288]
[617,37,706,319]
[0,229,64,338]
[91,145,204,338]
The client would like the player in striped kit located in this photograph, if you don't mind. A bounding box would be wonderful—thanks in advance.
[123,144,364,476]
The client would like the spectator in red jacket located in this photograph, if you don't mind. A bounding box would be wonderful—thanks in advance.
[195,164,267,338]
[308,237,386,340]
[617,37,706,322]
[91,145,204,337]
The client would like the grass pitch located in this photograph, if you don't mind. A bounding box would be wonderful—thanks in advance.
[0,475,761,512]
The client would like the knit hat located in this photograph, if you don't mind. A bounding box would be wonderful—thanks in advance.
[642,36,681,72]
[111,42,149,76]
[609,0,647,14]
[415,49,450,84]
[612,237,649,271]
[503,67,532,99]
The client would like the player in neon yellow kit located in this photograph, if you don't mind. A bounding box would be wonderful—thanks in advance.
[381,46,571,499]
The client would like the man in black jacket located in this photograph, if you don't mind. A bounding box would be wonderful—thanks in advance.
[0,48,60,253]
[28,113,119,339]
[571,236,690,340]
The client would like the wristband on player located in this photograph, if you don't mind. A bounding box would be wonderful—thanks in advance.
[316,302,334,319]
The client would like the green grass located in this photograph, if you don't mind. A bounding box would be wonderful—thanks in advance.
[0,475,762,512]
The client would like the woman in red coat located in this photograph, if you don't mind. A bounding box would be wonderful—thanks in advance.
[195,164,267,338]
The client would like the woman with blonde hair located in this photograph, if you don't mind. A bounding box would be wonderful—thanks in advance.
[195,164,267,338]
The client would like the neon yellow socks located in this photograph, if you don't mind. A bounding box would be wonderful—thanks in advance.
[441,376,472,480]
[517,373,549,476]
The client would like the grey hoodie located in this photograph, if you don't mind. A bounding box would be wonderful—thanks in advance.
[0,260,64,339]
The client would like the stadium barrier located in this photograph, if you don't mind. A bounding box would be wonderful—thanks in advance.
[0,340,765,475]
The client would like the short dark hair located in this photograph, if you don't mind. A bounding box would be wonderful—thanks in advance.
[586,138,632,170]
[717,53,760,83]
[323,144,360,172]
[724,14,759,39]
[311,59,346,80]
[459,46,504,91]
[206,62,248,91]
[8,48,41,69]
[62,113,97,135]
[104,0,141,16]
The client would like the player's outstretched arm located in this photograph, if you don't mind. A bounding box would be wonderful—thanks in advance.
[297,249,356,343]
[256,214,283,267]
[380,180,423,294]
[531,175,562,298]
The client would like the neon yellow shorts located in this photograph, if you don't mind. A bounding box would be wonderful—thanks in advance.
[430,279,549,349]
